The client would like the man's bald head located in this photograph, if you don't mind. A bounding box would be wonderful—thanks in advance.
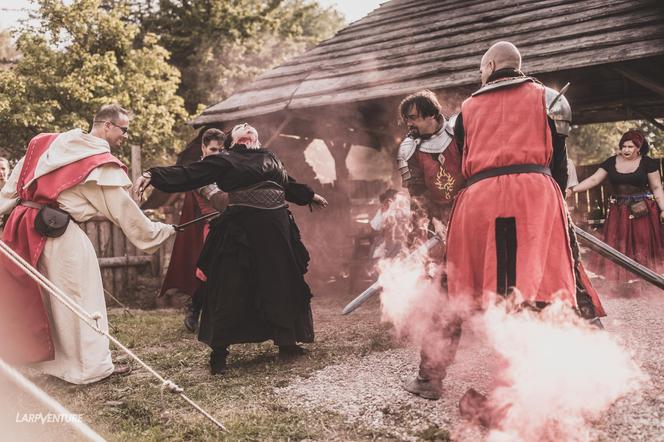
[479,41,522,85]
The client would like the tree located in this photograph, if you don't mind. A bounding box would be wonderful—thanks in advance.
[0,0,189,165]
[138,0,345,112]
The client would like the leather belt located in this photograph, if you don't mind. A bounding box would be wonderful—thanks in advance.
[228,181,287,209]
[20,201,44,209]
[465,164,552,187]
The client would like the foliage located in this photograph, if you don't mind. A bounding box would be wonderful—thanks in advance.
[0,0,189,166]
[137,0,345,113]
[0,0,343,164]
[567,120,664,165]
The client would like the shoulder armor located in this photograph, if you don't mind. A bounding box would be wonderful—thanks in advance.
[471,76,534,96]
[447,113,459,131]
[419,122,454,154]
[397,137,417,163]
[545,86,572,137]
[397,137,418,181]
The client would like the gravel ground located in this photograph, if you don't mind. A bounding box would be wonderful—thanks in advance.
[277,294,664,441]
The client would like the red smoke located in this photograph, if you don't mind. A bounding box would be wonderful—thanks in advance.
[377,248,645,440]
[482,298,645,441]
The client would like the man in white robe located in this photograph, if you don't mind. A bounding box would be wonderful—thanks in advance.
[0,104,174,384]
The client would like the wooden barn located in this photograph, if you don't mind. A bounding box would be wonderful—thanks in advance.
[145,0,664,291]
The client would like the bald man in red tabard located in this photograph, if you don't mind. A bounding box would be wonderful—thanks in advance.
[403,42,605,404]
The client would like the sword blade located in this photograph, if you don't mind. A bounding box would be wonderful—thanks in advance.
[573,224,664,290]
[175,211,220,230]
[548,82,570,111]
[342,235,442,315]
[342,281,382,315]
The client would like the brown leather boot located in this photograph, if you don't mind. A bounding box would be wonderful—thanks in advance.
[403,375,443,400]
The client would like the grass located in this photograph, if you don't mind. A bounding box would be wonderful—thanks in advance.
[24,293,414,441]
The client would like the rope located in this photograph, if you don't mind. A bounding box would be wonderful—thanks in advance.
[0,240,227,432]
[0,356,105,442]
[103,288,134,317]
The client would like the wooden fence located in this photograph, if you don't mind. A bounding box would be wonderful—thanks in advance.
[80,204,179,303]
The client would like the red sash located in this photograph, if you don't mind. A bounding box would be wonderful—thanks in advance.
[0,133,125,364]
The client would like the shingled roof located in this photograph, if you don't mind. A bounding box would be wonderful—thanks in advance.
[193,0,664,140]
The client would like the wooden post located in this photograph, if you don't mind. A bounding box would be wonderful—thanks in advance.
[84,221,99,257]
[130,144,142,184]
[127,144,142,290]
[98,220,114,296]
[112,224,127,301]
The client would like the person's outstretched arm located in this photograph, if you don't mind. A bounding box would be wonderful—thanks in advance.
[77,165,175,254]
[285,176,327,208]
[134,155,231,197]
[569,168,608,194]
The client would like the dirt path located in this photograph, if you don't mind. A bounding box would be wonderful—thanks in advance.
[279,294,664,441]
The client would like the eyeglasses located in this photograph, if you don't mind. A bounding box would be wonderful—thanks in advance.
[95,120,129,134]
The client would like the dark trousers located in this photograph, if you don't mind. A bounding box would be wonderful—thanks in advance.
[418,314,463,380]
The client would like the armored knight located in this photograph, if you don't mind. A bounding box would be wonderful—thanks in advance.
[396,90,465,228]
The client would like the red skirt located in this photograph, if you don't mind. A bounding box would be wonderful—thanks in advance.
[591,197,664,282]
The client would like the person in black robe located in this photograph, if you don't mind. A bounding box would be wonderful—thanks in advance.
[134,123,328,374]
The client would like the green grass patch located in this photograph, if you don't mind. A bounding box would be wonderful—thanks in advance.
[19,297,428,441]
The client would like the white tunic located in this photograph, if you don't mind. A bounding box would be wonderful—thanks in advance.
[0,133,174,384]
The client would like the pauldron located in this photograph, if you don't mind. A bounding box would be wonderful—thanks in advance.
[471,77,572,137]
[544,86,572,137]
[471,76,534,96]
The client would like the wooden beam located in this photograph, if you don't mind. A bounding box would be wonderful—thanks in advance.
[613,66,664,99]
[263,116,292,149]
[98,255,156,268]
[629,106,664,131]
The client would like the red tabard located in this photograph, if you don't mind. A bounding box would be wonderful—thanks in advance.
[446,81,576,305]
[0,133,125,364]
[414,140,465,208]
[158,191,215,297]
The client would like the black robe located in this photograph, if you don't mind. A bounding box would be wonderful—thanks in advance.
[149,145,315,348]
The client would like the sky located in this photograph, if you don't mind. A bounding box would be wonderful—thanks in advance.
[318,0,384,23]
[0,0,385,31]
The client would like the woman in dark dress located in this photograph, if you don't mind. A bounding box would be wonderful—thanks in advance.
[570,129,664,294]
[134,123,327,374]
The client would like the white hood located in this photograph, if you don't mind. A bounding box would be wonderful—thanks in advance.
[25,129,112,188]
